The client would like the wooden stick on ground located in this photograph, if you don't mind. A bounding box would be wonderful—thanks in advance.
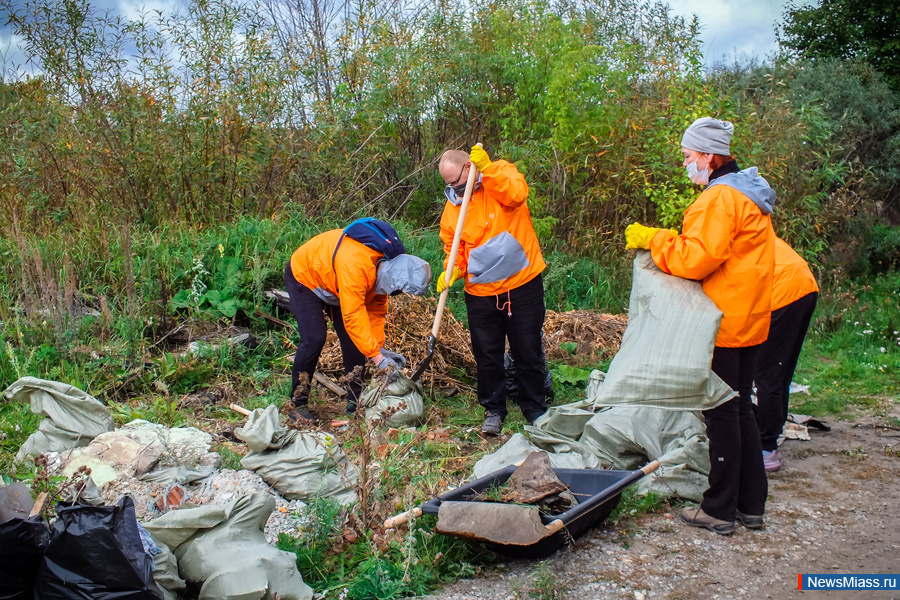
[254,309,293,329]
[29,492,49,518]
[229,403,251,416]
[314,371,347,396]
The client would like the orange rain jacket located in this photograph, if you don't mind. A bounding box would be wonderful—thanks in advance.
[440,160,546,297]
[772,238,819,311]
[289,229,387,358]
[650,183,776,348]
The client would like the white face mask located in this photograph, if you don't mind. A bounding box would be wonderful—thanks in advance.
[686,157,710,185]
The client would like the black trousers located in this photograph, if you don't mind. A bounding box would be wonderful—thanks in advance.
[701,345,768,521]
[755,292,818,451]
[284,263,366,407]
[465,275,548,423]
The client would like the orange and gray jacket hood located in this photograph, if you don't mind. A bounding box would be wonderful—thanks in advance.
[707,167,775,215]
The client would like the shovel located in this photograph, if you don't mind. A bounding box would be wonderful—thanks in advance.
[410,143,481,382]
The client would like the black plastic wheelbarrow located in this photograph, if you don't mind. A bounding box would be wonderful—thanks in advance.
[385,460,659,558]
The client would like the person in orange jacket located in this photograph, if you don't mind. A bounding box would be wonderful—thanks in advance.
[285,229,431,423]
[625,117,776,535]
[754,238,819,471]
[437,145,549,435]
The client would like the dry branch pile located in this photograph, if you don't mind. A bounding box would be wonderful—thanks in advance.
[543,310,627,361]
[317,296,628,384]
[318,295,476,386]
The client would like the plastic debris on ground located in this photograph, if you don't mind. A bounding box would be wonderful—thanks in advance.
[35,418,309,542]
[0,483,50,600]
[789,381,811,395]
[61,419,219,487]
[34,496,163,600]
[778,413,831,445]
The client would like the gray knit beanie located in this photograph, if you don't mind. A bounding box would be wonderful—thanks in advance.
[681,117,734,155]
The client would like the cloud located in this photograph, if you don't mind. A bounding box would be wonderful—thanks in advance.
[665,0,788,66]
[0,30,36,78]
[117,0,182,22]
[1,0,791,79]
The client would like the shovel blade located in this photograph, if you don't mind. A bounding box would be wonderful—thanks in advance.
[411,334,437,381]
[435,500,551,547]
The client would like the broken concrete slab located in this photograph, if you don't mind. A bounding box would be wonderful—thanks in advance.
[501,451,569,505]
[61,420,220,486]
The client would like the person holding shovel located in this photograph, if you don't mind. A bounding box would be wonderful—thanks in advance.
[437,145,548,435]
[285,229,431,424]
[624,117,776,534]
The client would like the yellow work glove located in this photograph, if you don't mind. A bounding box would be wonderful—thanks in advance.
[624,222,663,250]
[436,267,462,293]
[470,146,492,172]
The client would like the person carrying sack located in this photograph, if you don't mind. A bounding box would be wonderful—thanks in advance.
[285,220,431,424]
[437,145,550,436]
[625,117,776,534]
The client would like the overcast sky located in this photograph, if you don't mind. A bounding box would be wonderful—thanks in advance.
[1,0,790,78]
[667,0,790,67]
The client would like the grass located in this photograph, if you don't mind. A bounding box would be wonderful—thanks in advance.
[609,488,669,524]
[277,501,492,599]
[525,561,569,600]
[791,270,900,418]
[1,212,897,599]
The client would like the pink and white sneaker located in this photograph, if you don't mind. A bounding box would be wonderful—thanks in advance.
[762,449,782,472]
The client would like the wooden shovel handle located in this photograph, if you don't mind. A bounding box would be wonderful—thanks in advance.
[430,143,482,339]
[384,506,423,529]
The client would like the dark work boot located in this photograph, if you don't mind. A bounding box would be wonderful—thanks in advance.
[287,405,319,426]
[736,510,765,529]
[481,413,504,436]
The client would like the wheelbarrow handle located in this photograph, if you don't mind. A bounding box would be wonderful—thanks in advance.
[641,460,661,475]
[543,518,566,535]
[384,506,423,529]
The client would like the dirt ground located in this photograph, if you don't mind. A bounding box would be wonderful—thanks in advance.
[423,411,900,600]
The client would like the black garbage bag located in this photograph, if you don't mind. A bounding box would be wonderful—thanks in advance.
[504,352,555,404]
[34,496,163,600]
[0,515,51,600]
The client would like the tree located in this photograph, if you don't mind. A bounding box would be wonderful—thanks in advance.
[777,0,900,90]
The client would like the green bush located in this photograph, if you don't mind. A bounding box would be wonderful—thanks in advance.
[850,225,900,278]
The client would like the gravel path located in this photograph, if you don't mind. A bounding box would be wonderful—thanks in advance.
[422,415,900,600]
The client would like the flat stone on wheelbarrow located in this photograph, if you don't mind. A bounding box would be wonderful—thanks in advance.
[435,501,551,546]
[501,451,569,504]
